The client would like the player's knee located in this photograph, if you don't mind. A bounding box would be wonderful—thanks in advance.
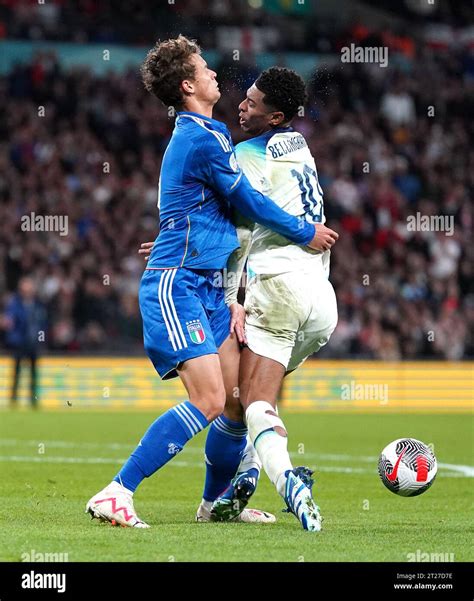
[203,386,226,421]
[246,400,287,442]
[223,392,244,422]
[207,401,226,421]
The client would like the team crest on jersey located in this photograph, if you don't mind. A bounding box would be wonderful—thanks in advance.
[186,319,206,344]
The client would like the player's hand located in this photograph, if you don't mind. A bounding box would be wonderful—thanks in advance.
[229,302,247,345]
[307,224,339,252]
[138,241,154,261]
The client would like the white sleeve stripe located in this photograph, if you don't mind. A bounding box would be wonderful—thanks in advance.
[229,170,243,191]
[208,129,229,152]
[186,115,232,153]
[214,130,232,152]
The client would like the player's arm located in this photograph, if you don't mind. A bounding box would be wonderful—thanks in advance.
[137,235,249,342]
[225,151,255,343]
[229,172,321,248]
[223,222,251,343]
[203,140,338,251]
[225,223,251,304]
[225,200,254,303]
[224,147,257,342]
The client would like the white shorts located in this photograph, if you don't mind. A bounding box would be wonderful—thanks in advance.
[244,270,338,372]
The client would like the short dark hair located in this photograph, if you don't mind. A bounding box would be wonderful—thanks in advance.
[141,35,201,109]
[255,67,308,122]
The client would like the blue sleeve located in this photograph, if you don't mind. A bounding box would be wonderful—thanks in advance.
[227,175,314,245]
[201,135,314,246]
[200,132,245,196]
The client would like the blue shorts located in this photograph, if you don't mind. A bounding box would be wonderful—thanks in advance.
[139,267,231,380]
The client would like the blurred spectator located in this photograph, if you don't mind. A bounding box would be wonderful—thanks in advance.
[380,79,416,126]
[3,276,46,407]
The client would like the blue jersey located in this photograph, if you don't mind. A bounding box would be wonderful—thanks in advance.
[147,111,314,270]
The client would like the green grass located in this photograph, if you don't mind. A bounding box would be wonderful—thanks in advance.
[0,410,472,562]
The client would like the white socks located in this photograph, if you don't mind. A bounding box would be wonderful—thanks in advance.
[246,400,293,497]
[200,499,212,511]
[237,436,262,474]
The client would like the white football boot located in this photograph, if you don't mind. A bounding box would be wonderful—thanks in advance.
[284,467,322,532]
[196,501,276,524]
[86,481,150,528]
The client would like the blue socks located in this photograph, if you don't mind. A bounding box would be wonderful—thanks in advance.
[115,401,208,492]
[114,403,251,501]
[202,415,247,502]
[240,467,260,483]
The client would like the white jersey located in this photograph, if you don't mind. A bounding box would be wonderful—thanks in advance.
[225,127,338,369]
[235,127,327,277]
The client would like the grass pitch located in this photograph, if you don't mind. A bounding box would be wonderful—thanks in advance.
[0,410,472,562]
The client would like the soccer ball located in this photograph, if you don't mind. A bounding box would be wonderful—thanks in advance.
[378,438,437,497]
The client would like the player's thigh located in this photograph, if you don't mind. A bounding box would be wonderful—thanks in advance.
[239,346,286,410]
[203,275,244,420]
[244,274,300,374]
[287,277,338,372]
[139,268,224,398]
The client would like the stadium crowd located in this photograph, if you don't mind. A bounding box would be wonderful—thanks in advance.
[0,0,470,52]
[0,30,472,359]
[2,0,326,49]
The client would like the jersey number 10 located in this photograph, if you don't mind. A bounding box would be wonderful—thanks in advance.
[290,165,324,223]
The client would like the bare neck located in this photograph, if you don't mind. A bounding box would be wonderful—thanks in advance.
[182,98,214,119]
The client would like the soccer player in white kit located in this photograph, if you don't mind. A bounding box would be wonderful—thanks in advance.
[211,67,338,531]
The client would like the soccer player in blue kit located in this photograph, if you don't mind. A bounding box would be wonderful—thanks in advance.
[86,36,338,528]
